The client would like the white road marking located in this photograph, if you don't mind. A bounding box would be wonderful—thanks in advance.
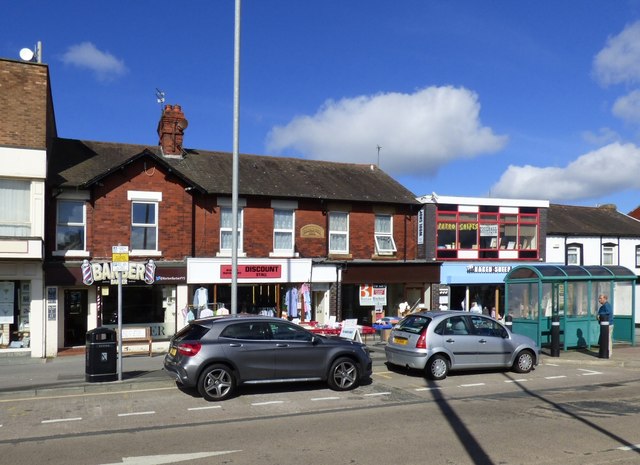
[577,368,602,376]
[311,396,341,401]
[415,387,442,391]
[504,379,528,383]
[364,392,391,397]
[118,411,155,417]
[459,383,485,388]
[187,405,221,411]
[251,401,284,406]
[99,450,242,465]
[544,363,560,367]
[618,444,640,451]
[41,417,82,424]
[544,376,567,380]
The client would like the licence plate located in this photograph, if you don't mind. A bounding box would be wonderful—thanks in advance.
[393,337,408,345]
[169,347,177,356]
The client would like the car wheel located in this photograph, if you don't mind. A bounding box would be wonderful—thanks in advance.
[513,350,535,373]
[426,354,449,380]
[197,364,236,401]
[327,357,360,391]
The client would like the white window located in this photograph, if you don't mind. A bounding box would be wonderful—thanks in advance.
[0,179,30,236]
[329,211,349,254]
[220,207,243,253]
[131,201,158,251]
[273,209,294,253]
[56,200,85,251]
[374,214,396,254]
[602,244,617,266]
[636,245,640,268]
[567,245,581,265]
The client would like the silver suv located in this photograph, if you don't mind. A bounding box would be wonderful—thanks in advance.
[164,314,372,401]
[385,311,538,380]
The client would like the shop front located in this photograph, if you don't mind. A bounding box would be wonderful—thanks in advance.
[0,262,44,357]
[44,260,187,355]
[186,258,331,324]
[440,262,532,317]
[339,262,440,325]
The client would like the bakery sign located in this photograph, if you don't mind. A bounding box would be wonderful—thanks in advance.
[466,265,512,274]
[220,264,282,279]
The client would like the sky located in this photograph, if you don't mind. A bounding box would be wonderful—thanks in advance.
[4,1,640,213]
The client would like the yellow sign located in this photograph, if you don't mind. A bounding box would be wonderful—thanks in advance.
[112,253,129,262]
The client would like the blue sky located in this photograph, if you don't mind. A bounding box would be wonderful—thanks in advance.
[4,1,640,212]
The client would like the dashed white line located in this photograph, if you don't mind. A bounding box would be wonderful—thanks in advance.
[251,401,285,406]
[504,379,528,383]
[117,411,155,417]
[618,444,640,451]
[544,376,567,380]
[41,417,82,424]
[364,392,391,397]
[415,387,442,391]
[188,405,222,411]
[459,383,486,388]
[311,396,341,401]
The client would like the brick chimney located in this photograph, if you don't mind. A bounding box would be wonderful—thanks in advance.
[157,104,188,157]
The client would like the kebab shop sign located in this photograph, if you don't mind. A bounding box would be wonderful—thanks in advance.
[220,264,282,279]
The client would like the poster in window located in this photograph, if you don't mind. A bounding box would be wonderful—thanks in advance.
[0,282,15,324]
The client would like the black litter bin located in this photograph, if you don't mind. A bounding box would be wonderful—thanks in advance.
[85,327,117,382]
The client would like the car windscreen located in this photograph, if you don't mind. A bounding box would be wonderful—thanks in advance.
[395,315,431,334]
[173,323,210,342]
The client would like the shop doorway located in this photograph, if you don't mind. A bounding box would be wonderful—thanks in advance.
[64,289,87,347]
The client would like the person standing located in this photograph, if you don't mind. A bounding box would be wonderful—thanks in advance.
[597,294,614,355]
[470,301,482,314]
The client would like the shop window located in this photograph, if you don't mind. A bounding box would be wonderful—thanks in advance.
[499,219,518,249]
[0,178,30,236]
[329,211,349,254]
[437,213,457,249]
[273,209,294,254]
[519,224,537,250]
[567,244,582,265]
[56,200,85,251]
[220,207,244,254]
[374,214,396,254]
[458,213,478,249]
[131,201,158,251]
[602,244,617,266]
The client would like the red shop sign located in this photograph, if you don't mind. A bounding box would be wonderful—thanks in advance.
[220,264,282,279]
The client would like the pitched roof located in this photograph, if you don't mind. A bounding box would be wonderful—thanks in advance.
[547,203,640,237]
[49,138,419,205]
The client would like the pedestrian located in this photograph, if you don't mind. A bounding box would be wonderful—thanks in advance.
[470,301,482,314]
[597,294,614,355]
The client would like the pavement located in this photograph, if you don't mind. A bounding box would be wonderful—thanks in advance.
[0,341,638,401]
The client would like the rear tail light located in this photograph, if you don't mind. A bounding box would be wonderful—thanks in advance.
[177,342,201,356]
[416,329,428,349]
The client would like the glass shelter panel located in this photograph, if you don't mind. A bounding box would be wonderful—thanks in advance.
[507,282,539,319]
[614,281,633,317]
[566,282,589,318]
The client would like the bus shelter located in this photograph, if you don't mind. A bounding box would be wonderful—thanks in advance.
[504,265,636,350]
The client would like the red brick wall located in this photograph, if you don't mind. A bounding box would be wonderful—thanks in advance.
[0,59,50,149]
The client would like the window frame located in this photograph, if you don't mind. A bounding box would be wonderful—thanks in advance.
[220,206,244,254]
[602,243,617,266]
[328,211,349,254]
[0,178,31,237]
[566,243,583,266]
[374,214,397,255]
[56,199,86,252]
[272,208,295,255]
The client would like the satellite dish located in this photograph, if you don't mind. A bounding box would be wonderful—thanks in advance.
[177,118,189,130]
[19,48,34,61]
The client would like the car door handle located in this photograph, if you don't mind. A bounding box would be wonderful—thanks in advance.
[478,339,487,344]
[229,343,242,347]
[446,338,456,343]
[276,344,289,347]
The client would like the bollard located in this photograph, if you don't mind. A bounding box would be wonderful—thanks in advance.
[505,314,513,331]
[598,315,610,359]
[550,314,560,357]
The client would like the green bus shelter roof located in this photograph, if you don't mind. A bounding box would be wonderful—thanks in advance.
[505,264,637,281]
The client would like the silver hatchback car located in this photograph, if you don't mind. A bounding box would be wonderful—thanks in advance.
[385,311,538,380]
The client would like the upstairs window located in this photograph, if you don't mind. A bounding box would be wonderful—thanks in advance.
[273,209,294,253]
[0,179,30,237]
[131,201,158,251]
[220,207,243,253]
[374,214,396,254]
[602,244,617,266]
[636,245,640,268]
[56,200,85,251]
[567,245,581,265]
[329,211,349,254]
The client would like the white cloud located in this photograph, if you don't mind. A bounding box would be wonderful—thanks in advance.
[593,21,640,86]
[612,90,640,123]
[491,142,640,201]
[61,42,127,81]
[581,127,620,145]
[265,86,507,175]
